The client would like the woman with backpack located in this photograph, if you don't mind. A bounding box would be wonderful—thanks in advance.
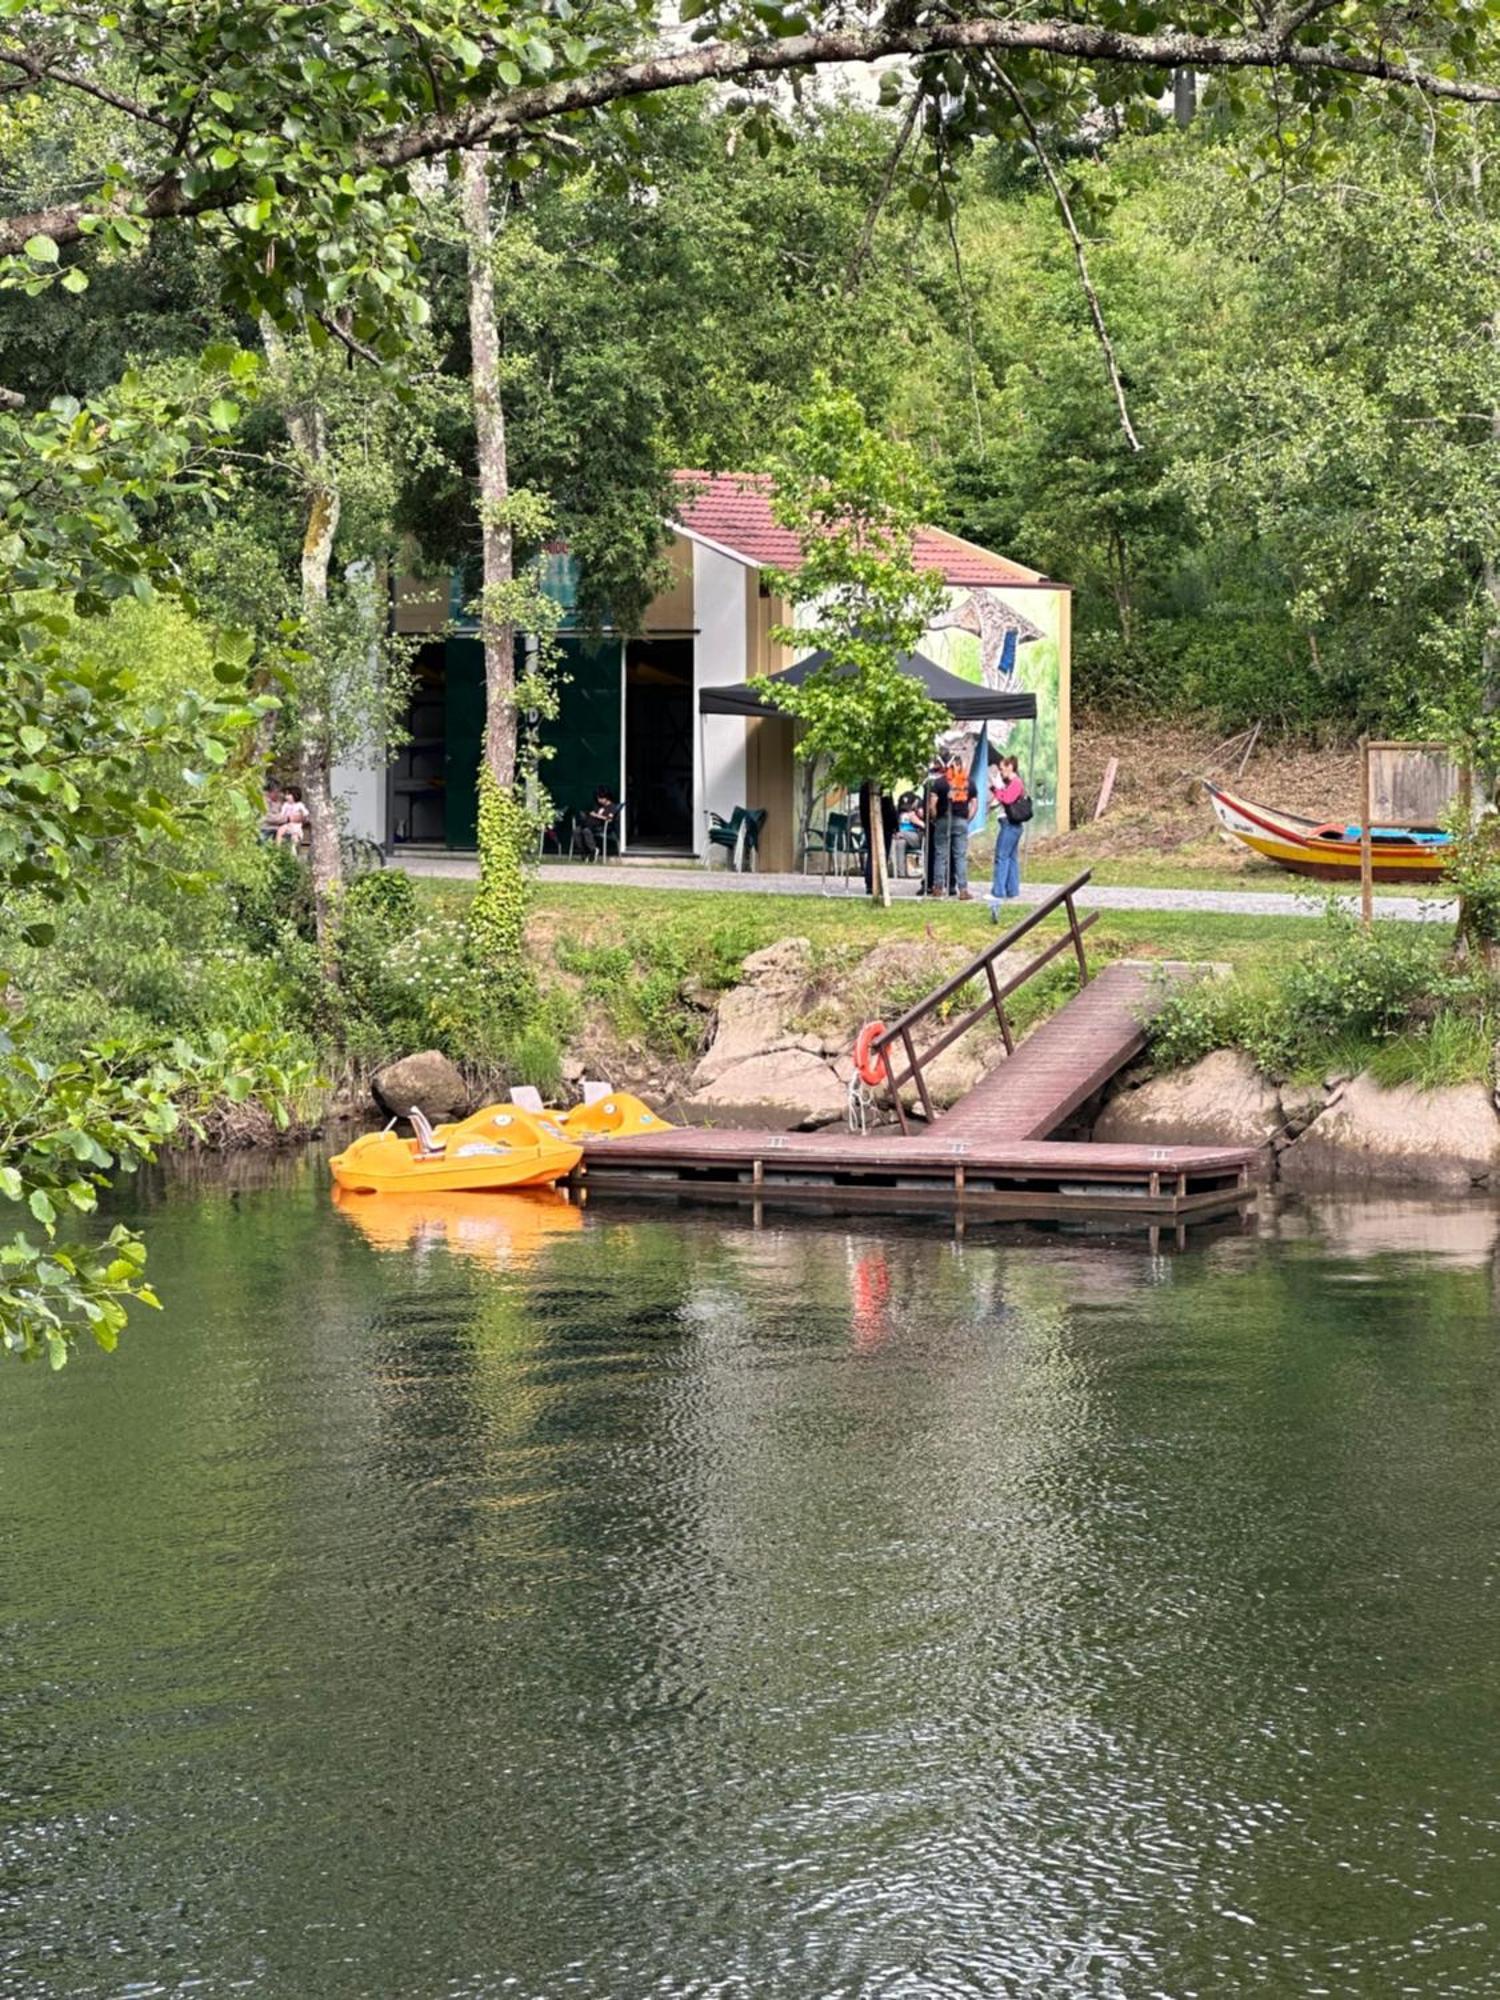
[988,754,1031,919]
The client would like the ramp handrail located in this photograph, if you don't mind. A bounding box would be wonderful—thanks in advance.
[872,871,1096,1131]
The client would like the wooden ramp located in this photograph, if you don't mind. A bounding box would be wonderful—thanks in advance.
[932,959,1161,1143]
[572,874,1254,1235]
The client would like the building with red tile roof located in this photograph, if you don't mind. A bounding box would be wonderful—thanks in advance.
[370,472,1070,864]
[671,470,1059,592]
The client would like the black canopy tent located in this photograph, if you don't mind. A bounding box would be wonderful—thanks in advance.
[697,650,1039,872]
[697,649,1038,725]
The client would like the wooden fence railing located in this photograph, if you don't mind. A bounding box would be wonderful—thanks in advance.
[872,871,1096,1132]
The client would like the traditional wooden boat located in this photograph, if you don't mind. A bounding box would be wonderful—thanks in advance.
[1204,781,1452,884]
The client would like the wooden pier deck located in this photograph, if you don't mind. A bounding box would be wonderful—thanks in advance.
[574,1127,1254,1225]
[572,874,1255,1233]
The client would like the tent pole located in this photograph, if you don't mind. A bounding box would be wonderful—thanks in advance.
[698,706,707,866]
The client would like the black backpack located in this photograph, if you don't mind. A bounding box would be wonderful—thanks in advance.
[1005,790,1034,825]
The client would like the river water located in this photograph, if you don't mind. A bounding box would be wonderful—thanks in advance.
[4,1162,1500,1999]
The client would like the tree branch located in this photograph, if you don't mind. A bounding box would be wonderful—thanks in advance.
[6,17,1500,256]
[988,60,1141,452]
[0,44,174,131]
[843,87,922,296]
[382,19,1500,164]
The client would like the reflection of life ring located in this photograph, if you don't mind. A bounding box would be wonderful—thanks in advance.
[854,1021,889,1088]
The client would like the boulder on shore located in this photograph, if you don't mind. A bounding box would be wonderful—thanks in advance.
[1092,1049,1283,1157]
[1279,1074,1500,1190]
[372,1050,469,1123]
[688,1046,849,1131]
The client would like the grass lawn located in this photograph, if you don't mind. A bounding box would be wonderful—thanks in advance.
[418,876,1315,978]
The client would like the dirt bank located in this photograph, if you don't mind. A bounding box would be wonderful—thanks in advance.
[1050,721,1360,873]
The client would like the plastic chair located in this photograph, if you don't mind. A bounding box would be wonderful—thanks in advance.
[568,802,624,861]
[705,805,748,868]
[802,810,857,878]
[738,807,767,871]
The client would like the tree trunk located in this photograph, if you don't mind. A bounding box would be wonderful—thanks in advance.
[260,317,344,979]
[462,147,517,786]
[461,147,531,995]
[869,781,891,907]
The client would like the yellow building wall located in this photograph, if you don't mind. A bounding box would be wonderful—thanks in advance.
[745,581,797,868]
[641,535,695,632]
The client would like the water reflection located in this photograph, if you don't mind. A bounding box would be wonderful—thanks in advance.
[332,1184,583,1265]
[3,1181,1500,1998]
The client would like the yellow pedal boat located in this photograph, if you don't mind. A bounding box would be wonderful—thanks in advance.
[557,1091,671,1141]
[330,1103,582,1196]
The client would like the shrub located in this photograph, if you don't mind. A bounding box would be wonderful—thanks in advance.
[343,866,416,936]
[1148,912,1475,1081]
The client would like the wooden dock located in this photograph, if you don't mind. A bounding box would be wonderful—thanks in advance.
[575,1126,1252,1226]
[931,959,1163,1143]
[571,874,1256,1235]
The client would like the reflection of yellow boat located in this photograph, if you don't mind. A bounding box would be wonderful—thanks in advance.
[332,1186,583,1263]
[329,1104,582,1195]
[558,1091,671,1141]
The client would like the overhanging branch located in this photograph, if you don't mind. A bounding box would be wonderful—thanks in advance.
[4,16,1500,255]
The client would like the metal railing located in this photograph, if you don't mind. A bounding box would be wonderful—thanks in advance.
[872,871,1097,1132]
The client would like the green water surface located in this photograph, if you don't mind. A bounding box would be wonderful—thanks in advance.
[3,1162,1499,1999]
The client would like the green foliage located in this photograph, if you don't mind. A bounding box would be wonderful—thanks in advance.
[469,772,534,1006]
[1149,911,1493,1083]
[754,387,948,796]
[1439,809,1500,949]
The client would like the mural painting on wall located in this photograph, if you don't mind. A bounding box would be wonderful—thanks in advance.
[920,585,1062,834]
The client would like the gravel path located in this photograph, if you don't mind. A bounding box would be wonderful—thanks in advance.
[395,852,1456,924]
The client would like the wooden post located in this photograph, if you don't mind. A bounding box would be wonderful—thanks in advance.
[1359,735,1374,928]
[1092,757,1119,821]
[1067,894,1090,986]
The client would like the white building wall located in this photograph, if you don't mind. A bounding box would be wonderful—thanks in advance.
[332,752,387,847]
[692,544,749,847]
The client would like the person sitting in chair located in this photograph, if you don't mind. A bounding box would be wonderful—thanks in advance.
[576,787,618,861]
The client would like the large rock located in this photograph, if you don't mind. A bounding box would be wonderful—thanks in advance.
[1280,1074,1500,1190]
[692,938,814,1088]
[1093,1049,1284,1154]
[372,1050,469,1122]
[689,1047,849,1130]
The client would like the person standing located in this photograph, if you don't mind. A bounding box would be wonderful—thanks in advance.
[988,754,1029,920]
[928,752,975,899]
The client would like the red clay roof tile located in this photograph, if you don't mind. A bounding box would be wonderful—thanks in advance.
[671,470,1053,588]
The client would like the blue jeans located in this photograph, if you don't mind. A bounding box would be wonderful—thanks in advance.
[932,814,969,894]
[991,817,1023,900]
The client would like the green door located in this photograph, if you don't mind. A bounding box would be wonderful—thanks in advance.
[443,638,485,849]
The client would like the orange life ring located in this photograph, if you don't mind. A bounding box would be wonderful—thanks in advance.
[854,1021,889,1088]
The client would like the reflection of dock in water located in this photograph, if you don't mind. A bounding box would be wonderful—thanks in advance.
[574,873,1256,1237]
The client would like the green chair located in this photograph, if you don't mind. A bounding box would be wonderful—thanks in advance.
[705,805,747,869]
[801,809,856,878]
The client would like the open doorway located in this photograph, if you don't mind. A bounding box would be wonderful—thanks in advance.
[625,639,694,851]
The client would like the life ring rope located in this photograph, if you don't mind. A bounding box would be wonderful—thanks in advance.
[854,1021,889,1089]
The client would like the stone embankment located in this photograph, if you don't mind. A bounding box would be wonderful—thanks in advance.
[681,936,1001,1130]
[1097,1053,1500,1191]
[371,953,1500,1193]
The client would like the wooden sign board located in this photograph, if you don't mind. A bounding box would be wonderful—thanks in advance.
[1359,738,1463,924]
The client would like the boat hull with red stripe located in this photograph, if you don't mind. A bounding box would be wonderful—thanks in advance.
[1205,781,1451,884]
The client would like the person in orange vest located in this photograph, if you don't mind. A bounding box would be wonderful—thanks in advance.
[926,750,976,899]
